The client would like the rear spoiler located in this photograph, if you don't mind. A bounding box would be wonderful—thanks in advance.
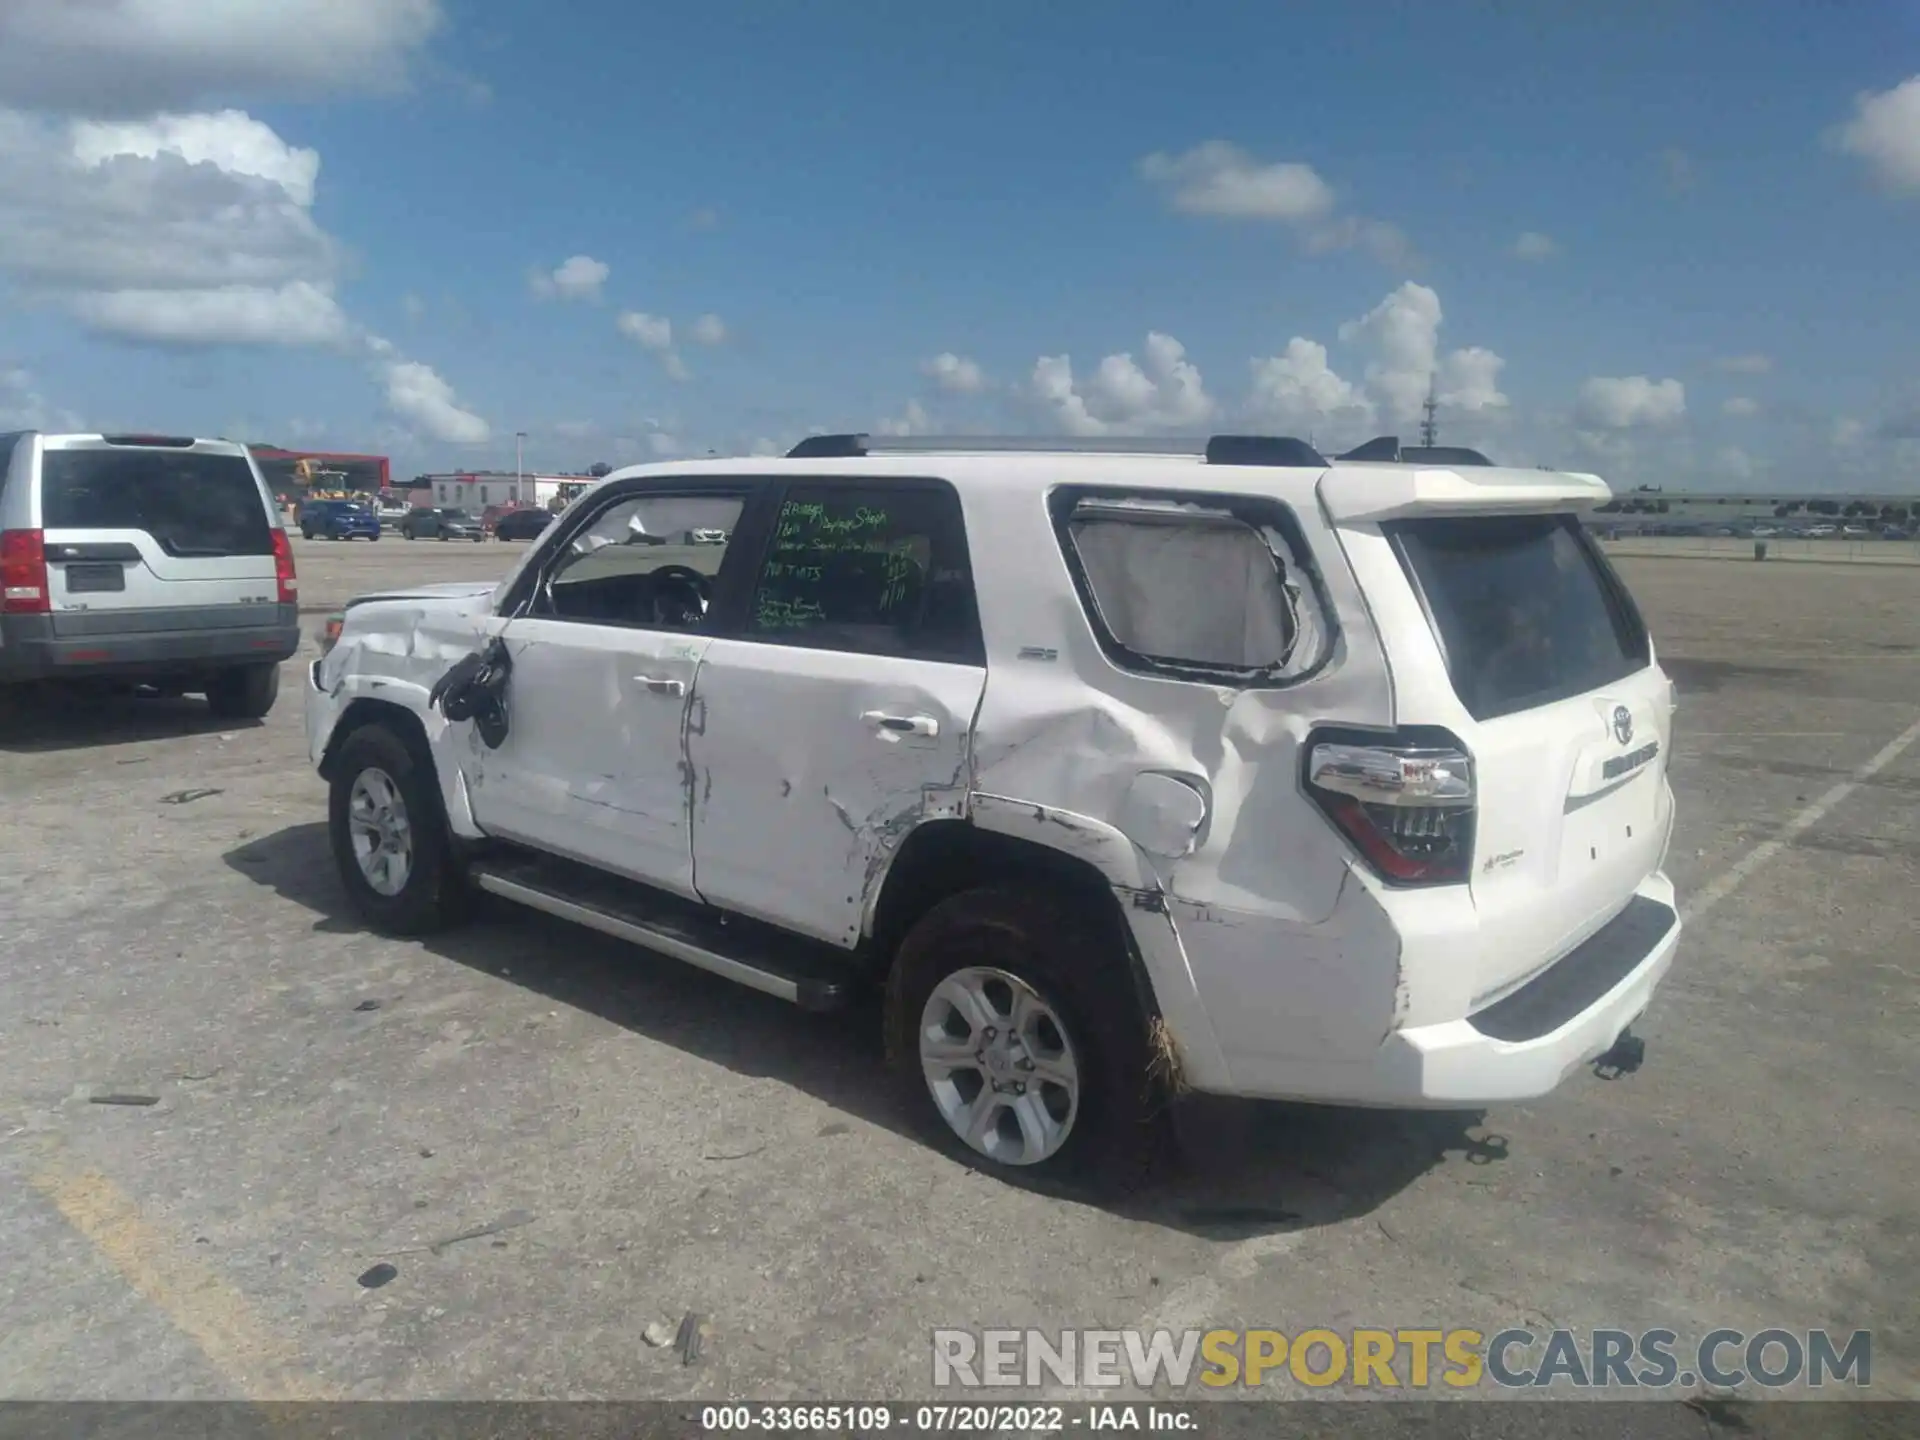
[1318,463,1611,523]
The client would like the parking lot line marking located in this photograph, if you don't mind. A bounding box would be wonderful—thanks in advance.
[1682,711,1920,926]
[29,1163,337,1402]
[1025,710,1920,1418]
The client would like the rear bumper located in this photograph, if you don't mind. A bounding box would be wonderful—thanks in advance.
[0,605,301,681]
[1189,872,1681,1107]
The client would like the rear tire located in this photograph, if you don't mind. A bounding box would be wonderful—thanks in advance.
[884,886,1168,1196]
[205,662,279,720]
[327,723,470,936]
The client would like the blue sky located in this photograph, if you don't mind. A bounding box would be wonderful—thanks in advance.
[2,0,1917,490]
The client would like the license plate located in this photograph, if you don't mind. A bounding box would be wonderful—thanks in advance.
[64,563,126,593]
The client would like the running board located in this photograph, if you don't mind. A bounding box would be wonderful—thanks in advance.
[467,851,856,1012]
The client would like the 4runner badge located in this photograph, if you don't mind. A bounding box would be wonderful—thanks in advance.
[1612,705,1634,745]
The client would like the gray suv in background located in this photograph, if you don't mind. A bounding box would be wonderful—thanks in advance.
[0,432,300,719]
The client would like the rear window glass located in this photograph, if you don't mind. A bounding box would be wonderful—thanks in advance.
[1385,513,1650,721]
[41,449,273,557]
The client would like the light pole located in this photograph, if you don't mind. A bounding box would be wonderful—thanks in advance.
[514,431,527,496]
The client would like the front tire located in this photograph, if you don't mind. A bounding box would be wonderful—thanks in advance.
[205,662,279,720]
[884,886,1167,1195]
[327,723,469,936]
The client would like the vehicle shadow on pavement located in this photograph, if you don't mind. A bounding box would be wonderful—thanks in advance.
[224,822,1506,1241]
[0,686,254,754]
[1657,657,1805,694]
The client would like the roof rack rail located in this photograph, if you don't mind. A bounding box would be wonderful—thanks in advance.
[785,433,1327,466]
[1202,434,1326,467]
[1334,435,1495,466]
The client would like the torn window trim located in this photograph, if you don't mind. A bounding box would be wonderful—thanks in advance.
[1047,484,1342,691]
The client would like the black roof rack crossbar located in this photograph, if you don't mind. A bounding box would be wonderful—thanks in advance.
[1334,435,1495,466]
[786,433,1328,466]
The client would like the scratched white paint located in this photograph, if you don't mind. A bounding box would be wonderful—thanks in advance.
[307,450,1683,1114]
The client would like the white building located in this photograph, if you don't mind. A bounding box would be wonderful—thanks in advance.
[418,472,595,510]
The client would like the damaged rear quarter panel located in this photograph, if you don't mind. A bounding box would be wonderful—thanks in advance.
[960,464,1407,1081]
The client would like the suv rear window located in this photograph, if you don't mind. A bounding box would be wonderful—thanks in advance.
[41,449,273,557]
[1385,512,1650,721]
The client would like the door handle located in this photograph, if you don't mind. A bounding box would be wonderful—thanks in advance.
[862,711,938,738]
[634,675,686,696]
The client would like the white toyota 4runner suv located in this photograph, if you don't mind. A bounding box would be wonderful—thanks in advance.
[305,433,1680,1191]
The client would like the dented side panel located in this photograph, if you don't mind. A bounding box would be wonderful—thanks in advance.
[687,638,986,948]
[962,478,1403,1088]
[468,617,708,899]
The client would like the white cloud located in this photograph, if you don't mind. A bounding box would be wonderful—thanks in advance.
[1140,142,1334,222]
[1512,231,1559,262]
[382,358,488,444]
[749,437,781,457]
[1715,353,1772,375]
[921,352,986,394]
[402,292,426,323]
[1833,416,1867,448]
[1833,75,1920,193]
[530,254,609,302]
[689,313,727,346]
[1722,396,1761,418]
[617,310,691,378]
[1576,376,1687,430]
[1245,339,1372,434]
[875,399,931,437]
[0,108,336,298]
[0,0,444,117]
[71,108,321,203]
[1714,446,1756,480]
[72,281,351,347]
[617,311,672,349]
[1337,282,1509,427]
[1139,141,1412,266]
[0,365,77,430]
[71,282,351,349]
[1032,331,1215,435]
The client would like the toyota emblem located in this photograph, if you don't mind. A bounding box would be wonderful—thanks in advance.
[1612,705,1634,745]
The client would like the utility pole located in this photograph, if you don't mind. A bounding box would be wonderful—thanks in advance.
[514,430,528,501]
[1420,372,1439,449]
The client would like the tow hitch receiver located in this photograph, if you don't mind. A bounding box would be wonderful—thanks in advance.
[1593,1027,1647,1080]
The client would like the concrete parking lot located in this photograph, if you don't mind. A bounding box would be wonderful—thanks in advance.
[2,535,1916,1407]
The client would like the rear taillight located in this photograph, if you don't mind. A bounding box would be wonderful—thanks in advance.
[1305,731,1475,886]
[270,527,298,605]
[1,529,50,614]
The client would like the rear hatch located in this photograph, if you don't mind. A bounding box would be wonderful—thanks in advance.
[38,438,280,636]
[1382,510,1673,1003]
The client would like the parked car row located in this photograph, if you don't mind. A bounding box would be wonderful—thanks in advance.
[1593,519,1913,541]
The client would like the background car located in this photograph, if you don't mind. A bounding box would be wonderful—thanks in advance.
[0,431,298,717]
[493,507,556,542]
[298,498,381,541]
[400,506,487,541]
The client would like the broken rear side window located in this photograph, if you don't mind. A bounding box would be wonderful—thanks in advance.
[1052,489,1333,686]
